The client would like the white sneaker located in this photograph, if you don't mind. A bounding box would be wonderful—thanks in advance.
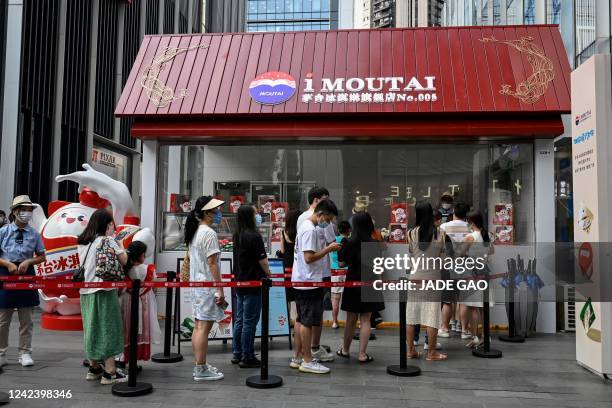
[299,360,330,374]
[413,340,419,346]
[424,342,442,350]
[193,364,224,381]
[18,354,34,367]
[450,321,457,332]
[100,370,128,385]
[454,323,462,333]
[437,329,450,338]
[0,355,6,367]
[461,331,473,340]
[289,357,302,369]
[311,346,334,362]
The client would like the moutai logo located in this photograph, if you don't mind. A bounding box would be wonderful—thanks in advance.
[249,72,297,105]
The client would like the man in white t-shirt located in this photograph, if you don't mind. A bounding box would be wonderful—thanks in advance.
[439,202,471,339]
[291,199,341,374]
[296,187,336,362]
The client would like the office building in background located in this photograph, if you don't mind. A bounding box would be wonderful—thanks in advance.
[0,0,203,212]
[245,0,340,32]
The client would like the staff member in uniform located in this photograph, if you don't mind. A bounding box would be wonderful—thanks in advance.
[0,195,46,368]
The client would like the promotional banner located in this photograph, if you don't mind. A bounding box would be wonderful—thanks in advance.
[571,54,612,377]
[256,259,290,337]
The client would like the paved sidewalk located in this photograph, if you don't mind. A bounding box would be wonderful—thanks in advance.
[0,312,611,408]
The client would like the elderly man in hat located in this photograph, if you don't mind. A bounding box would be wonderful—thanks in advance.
[0,195,46,368]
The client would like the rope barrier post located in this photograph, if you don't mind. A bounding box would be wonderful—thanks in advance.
[387,278,421,377]
[499,264,525,343]
[472,279,502,359]
[246,278,283,389]
[112,279,153,397]
[152,271,183,363]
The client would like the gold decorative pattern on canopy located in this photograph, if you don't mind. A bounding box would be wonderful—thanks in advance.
[480,36,555,104]
[141,43,209,108]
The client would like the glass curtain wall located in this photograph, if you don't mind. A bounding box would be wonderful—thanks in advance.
[158,143,535,252]
[246,0,339,32]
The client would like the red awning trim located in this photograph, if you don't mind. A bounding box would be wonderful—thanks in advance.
[130,116,564,141]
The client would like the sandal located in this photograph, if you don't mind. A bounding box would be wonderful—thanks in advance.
[406,351,421,359]
[359,354,374,363]
[426,352,448,361]
[336,348,350,358]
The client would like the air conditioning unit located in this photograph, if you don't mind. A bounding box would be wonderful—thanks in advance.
[562,285,576,332]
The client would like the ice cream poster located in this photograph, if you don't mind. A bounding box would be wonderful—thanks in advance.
[493,203,513,225]
[258,195,275,214]
[388,223,407,243]
[390,203,408,224]
[494,225,514,244]
[229,195,245,214]
[271,222,284,242]
[272,202,288,222]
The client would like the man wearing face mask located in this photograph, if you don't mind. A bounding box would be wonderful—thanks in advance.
[438,192,454,224]
[0,195,47,368]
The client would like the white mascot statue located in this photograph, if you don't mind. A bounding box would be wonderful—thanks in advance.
[31,164,154,330]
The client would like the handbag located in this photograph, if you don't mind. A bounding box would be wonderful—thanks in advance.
[180,249,190,282]
[94,237,125,282]
[72,243,92,282]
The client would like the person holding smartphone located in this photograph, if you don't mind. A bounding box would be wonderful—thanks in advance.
[231,204,270,368]
[184,196,226,381]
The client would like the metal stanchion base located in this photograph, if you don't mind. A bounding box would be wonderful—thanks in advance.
[498,335,525,343]
[0,392,8,405]
[246,374,283,389]
[111,382,153,397]
[386,365,421,377]
[472,348,502,358]
[151,352,183,363]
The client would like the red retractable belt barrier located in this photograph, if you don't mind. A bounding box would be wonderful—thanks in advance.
[0,271,507,290]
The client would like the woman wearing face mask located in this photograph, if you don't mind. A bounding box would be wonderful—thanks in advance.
[78,209,128,384]
[184,195,226,381]
[231,204,270,368]
[0,196,47,368]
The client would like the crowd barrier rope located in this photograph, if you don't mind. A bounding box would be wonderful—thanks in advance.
[0,269,514,398]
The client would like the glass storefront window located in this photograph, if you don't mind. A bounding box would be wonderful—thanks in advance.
[158,143,535,253]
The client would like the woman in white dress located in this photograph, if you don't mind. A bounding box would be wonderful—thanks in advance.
[460,210,494,349]
[406,202,448,361]
[184,196,226,381]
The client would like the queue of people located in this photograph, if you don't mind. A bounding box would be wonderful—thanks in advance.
[0,187,492,384]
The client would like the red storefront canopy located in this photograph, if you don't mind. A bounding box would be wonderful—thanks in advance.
[115,25,571,140]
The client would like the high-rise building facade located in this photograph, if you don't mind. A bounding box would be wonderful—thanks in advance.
[0,0,203,213]
[440,0,611,68]
[245,0,340,32]
[352,0,445,29]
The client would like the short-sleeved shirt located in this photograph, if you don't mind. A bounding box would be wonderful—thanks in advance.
[78,236,126,295]
[440,220,470,244]
[189,224,224,322]
[297,209,335,278]
[292,219,325,290]
[234,230,267,294]
[189,225,221,282]
[0,223,46,263]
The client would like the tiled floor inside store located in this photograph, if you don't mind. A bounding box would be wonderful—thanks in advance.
[1,311,611,408]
